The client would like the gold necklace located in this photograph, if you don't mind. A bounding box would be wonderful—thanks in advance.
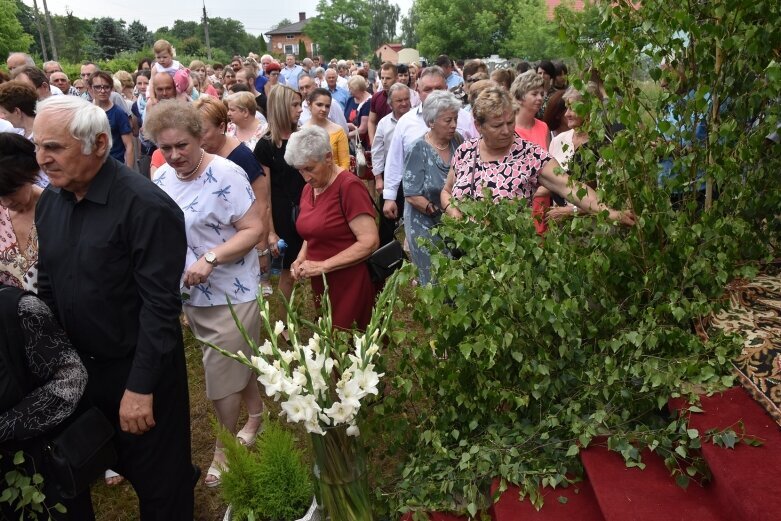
[175,150,205,180]
[426,131,448,151]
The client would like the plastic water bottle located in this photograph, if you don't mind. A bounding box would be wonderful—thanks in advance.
[270,239,287,276]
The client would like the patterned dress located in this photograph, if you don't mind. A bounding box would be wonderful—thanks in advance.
[0,207,38,293]
[451,135,551,204]
[152,155,260,307]
[0,293,87,443]
[403,135,462,286]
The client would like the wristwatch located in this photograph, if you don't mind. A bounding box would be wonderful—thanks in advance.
[257,247,271,256]
[204,251,218,266]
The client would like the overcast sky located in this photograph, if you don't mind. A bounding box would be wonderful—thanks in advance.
[26,0,415,37]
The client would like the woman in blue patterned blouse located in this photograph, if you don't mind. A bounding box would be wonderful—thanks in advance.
[146,100,266,488]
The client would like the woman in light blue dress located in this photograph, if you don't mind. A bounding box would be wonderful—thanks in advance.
[402,91,463,285]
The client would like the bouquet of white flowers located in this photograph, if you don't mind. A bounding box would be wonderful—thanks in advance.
[204,276,400,521]
[206,276,396,437]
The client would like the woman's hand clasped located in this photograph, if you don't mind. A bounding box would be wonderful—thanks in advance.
[183,257,214,288]
[291,259,326,281]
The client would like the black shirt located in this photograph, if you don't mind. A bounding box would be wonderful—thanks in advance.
[36,157,187,394]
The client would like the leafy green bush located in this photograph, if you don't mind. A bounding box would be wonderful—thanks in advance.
[220,420,313,521]
[372,0,781,517]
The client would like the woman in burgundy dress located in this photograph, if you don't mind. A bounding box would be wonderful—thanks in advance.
[285,126,379,330]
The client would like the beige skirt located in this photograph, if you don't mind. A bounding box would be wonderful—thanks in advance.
[185,301,261,401]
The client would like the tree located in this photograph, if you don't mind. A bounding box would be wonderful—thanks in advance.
[169,19,201,42]
[368,0,400,51]
[398,2,420,49]
[0,0,33,60]
[502,0,565,59]
[376,0,781,515]
[91,17,132,60]
[414,0,515,58]
[127,20,152,51]
[271,18,293,30]
[31,0,48,60]
[55,10,89,63]
[297,39,307,61]
[41,0,57,60]
[305,0,371,60]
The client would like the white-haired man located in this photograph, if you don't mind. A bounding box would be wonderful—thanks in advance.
[5,52,34,73]
[33,95,197,520]
[381,66,477,220]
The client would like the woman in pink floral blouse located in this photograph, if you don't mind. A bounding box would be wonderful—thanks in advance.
[0,133,41,292]
[440,87,634,226]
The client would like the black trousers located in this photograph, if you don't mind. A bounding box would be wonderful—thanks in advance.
[79,347,195,521]
[379,186,406,246]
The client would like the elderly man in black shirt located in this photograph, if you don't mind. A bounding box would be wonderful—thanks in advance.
[33,95,196,520]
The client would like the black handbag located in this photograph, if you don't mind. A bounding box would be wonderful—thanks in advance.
[367,238,404,283]
[45,406,118,499]
[336,185,406,284]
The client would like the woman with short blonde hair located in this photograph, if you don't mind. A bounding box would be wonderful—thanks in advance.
[226,91,266,149]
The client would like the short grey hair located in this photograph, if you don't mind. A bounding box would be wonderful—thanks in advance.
[510,70,545,101]
[315,67,325,76]
[387,82,410,103]
[284,126,332,168]
[36,95,112,158]
[302,58,313,67]
[420,65,446,82]
[421,90,461,126]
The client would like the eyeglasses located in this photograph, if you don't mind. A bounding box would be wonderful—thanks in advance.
[80,73,91,78]
[270,72,280,76]
[91,84,112,91]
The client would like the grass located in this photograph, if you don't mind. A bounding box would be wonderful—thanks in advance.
[92,280,420,520]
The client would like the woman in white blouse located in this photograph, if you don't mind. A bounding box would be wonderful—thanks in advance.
[145,100,266,488]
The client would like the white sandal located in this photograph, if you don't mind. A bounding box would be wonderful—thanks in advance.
[236,412,263,447]
[205,448,226,488]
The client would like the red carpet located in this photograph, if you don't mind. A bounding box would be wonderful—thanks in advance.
[490,478,603,521]
[405,387,781,520]
[580,446,725,520]
[676,387,781,521]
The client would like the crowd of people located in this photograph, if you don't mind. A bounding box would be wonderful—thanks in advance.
[0,43,633,520]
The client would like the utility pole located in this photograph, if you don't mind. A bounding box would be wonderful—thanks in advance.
[42,0,58,60]
[31,0,49,61]
[203,1,212,60]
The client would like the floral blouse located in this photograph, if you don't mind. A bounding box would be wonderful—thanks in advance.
[450,135,551,205]
[153,156,260,307]
[0,207,38,293]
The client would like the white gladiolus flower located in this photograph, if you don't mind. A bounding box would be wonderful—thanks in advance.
[308,334,321,353]
[281,394,321,424]
[305,418,326,435]
[346,424,360,437]
[258,340,274,355]
[280,375,302,396]
[258,370,284,397]
[353,368,383,396]
[274,320,286,337]
[366,343,380,357]
[323,400,357,425]
[337,379,363,409]
[279,350,295,365]
[250,356,272,375]
[290,371,307,389]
